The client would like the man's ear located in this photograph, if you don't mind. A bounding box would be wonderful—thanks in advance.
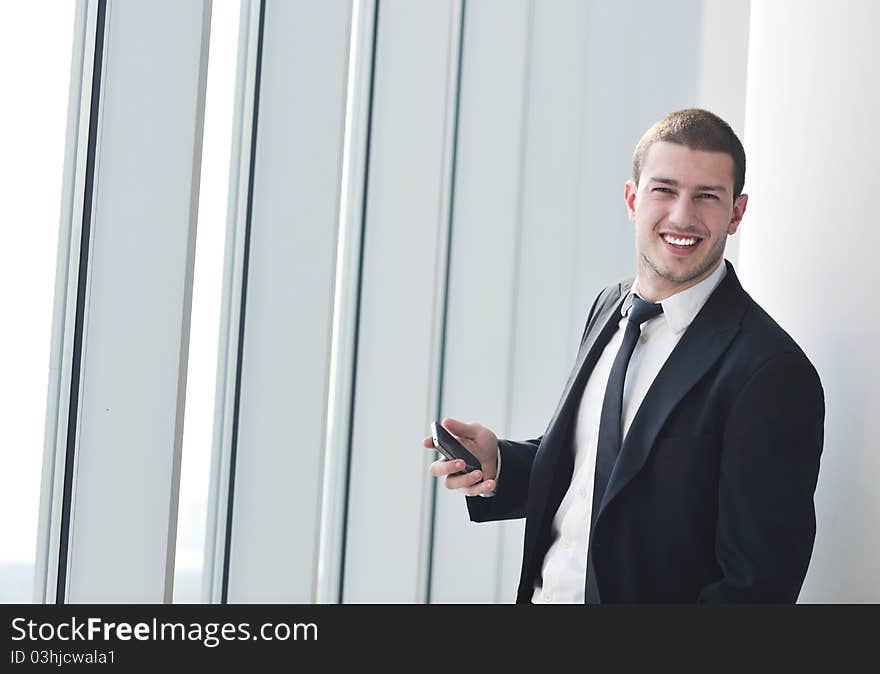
[624,180,638,223]
[728,193,748,235]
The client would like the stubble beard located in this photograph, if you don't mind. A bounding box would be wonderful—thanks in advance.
[641,232,727,286]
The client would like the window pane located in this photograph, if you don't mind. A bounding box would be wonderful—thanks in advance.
[173,0,241,603]
[0,1,76,603]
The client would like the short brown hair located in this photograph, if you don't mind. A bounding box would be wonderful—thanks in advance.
[632,108,746,198]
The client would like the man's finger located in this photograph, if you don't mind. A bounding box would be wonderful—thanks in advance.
[429,458,466,478]
[447,469,483,491]
[463,479,495,497]
[423,436,434,449]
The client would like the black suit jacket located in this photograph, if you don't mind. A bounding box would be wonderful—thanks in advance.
[466,260,825,603]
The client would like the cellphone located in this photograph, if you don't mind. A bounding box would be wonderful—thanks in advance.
[430,421,482,477]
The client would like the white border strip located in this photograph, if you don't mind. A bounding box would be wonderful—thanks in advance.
[314,0,374,605]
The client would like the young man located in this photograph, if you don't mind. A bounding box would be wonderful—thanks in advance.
[424,108,825,603]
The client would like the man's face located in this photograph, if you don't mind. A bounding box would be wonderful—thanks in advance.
[624,140,748,299]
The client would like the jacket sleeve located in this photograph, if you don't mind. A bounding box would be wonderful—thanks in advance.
[698,351,825,603]
[465,437,541,522]
[464,285,617,524]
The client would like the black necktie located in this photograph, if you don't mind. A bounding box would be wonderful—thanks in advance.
[585,294,663,603]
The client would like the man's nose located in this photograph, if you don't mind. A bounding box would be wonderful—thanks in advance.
[668,195,697,227]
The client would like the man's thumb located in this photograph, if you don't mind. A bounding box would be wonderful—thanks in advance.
[441,417,480,438]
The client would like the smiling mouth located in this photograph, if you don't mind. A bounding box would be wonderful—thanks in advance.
[660,232,703,248]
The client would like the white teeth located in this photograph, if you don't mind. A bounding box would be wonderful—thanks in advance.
[662,233,698,246]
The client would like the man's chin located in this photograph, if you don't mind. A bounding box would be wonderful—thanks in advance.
[643,252,720,286]
[657,266,705,284]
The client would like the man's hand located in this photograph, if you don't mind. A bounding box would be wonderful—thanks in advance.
[423,417,498,496]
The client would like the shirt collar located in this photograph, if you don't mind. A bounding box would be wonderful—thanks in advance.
[621,259,728,335]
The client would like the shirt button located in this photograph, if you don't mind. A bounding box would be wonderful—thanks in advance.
[639,334,648,344]
[562,539,572,550]
[543,592,552,602]
[577,487,588,499]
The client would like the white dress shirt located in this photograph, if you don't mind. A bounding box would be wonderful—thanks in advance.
[532,260,727,603]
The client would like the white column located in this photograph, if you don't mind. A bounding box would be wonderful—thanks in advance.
[740,0,880,602]
[49,0,211,603]
[342,0,460,603]
[222,0,352,604]
[429,0,531,604]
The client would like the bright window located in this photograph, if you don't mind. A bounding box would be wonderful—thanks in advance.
[0,1,76,603]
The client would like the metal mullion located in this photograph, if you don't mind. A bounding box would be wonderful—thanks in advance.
[314,0,376,605]
[203,0,265,604]
[34,0,107,605]
[422,0,466,605]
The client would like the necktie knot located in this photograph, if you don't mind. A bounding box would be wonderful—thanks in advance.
[628,295,663,326]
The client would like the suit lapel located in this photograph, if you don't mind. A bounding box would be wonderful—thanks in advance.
[597,260,750,517]
[526,287,628,527]
[546,288,629,440]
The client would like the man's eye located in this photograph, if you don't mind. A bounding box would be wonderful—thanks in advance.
[697,193,719,200]
[653,187,673,194]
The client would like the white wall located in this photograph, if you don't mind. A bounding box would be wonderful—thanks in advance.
[740,0,880,602]
[696,0,750,267]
